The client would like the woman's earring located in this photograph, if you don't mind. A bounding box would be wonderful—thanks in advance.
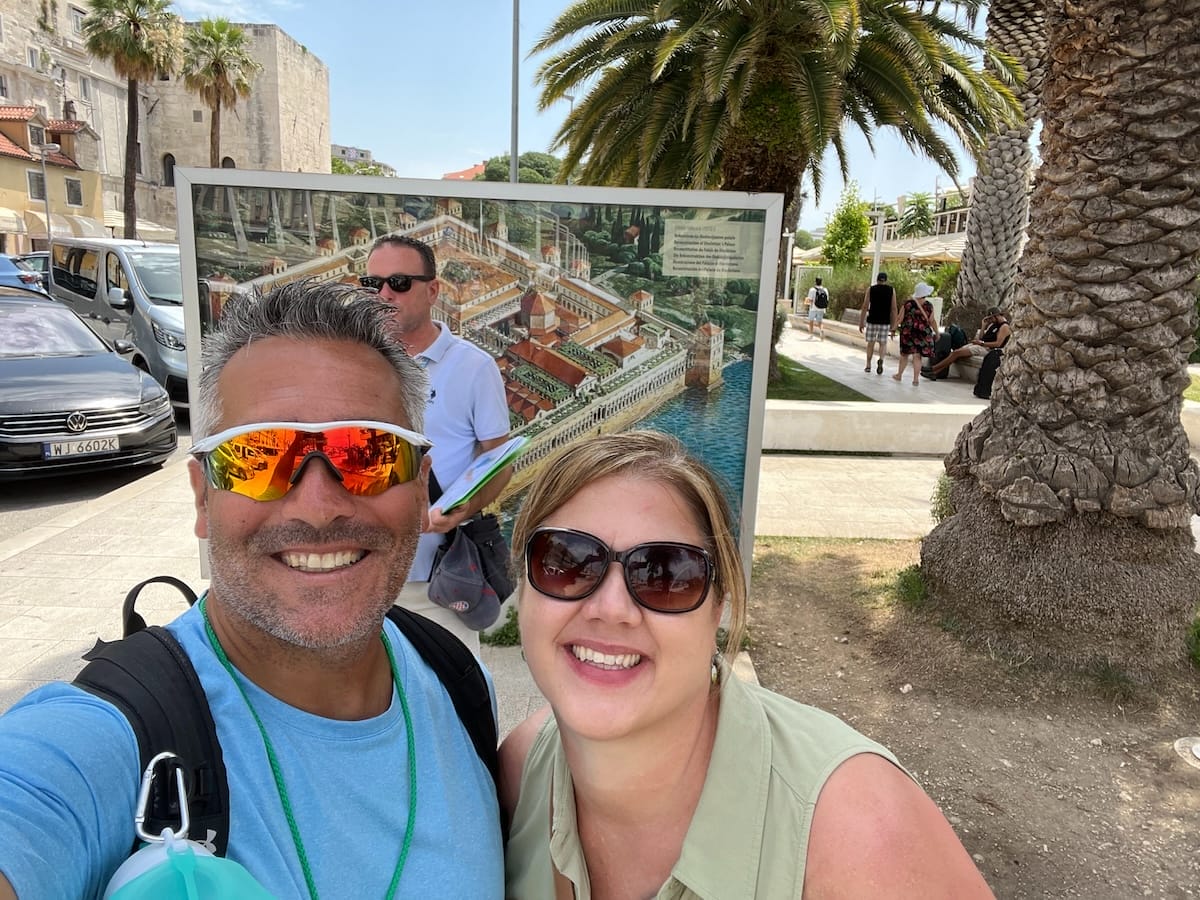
[710,651,720,686]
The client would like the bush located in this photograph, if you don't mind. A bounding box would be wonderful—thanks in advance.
[480,605,521,647]
[894,564,927,607]
[930,474,954,523]
[819,264,919,322]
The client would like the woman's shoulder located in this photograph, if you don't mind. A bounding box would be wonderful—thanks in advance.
[497,705,555,823]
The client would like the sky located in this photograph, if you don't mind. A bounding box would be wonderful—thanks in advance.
[171,0,977,233]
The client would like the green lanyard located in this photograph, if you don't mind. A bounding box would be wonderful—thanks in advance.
[201,598,418,899]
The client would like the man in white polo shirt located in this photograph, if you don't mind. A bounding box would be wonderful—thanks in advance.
[362,234,511,652]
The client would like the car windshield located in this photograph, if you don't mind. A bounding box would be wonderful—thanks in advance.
[127,250,183,305]
[0,303,110,357]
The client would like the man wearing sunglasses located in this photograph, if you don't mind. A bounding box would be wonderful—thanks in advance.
[0,282,503,899]
[363,235,512,651]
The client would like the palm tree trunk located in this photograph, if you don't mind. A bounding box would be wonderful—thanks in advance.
[123,77,140,240]
[922,0,1200,676]
[209,99,221,169]
[948,0,1048,334]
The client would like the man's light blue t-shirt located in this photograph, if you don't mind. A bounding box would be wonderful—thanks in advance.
[0,603,503,899]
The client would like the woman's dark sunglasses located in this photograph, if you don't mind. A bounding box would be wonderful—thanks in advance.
[525,527,714,614]
[359,273,436,293]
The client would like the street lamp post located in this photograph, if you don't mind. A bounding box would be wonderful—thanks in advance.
[39,142,60,263]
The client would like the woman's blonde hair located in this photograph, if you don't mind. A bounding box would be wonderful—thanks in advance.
[511,430,746,663]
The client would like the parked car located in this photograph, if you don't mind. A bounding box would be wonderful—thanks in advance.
[47,237,188,409]
[16,250,48,277]
[0,287,177,479]
[0,254,47,293]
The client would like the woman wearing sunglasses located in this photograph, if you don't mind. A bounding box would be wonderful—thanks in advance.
[500,431,992,899]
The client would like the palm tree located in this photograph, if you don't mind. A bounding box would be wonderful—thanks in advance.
[921,0,1200,675]
[181,18,262,169]
[947,0,1048,333]
[898,192,935,238]
[533,0,1022,212]
[83,0,182,241]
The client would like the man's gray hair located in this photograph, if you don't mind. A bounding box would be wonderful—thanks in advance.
[192,279,428,439]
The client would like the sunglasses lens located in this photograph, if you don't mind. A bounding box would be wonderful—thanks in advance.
[358,275,383,291]
[623,544,711,612]
[526,529,711,613]
[386,275,414,293]
[527,530,609,600]
[205,426,423,501]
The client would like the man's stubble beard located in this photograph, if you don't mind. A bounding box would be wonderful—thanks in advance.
[205,515,421,655]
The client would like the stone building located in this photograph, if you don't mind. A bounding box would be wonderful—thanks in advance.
[0,2,330,245]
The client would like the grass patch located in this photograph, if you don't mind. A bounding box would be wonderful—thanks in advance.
[893,564,927,608]
[1186,375,1200,403]
[1187,617,1200,668]
[767,355,873,402]
[480,605,521,647]
[930,474,954,523]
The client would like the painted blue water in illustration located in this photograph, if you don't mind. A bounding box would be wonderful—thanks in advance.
[638,359,751,519]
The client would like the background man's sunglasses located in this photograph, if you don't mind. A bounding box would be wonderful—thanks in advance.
[525,527,714,614]
[359,273,436,294]
[191,420,431,502]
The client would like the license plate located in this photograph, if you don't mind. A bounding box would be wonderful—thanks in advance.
[44,437,120,458]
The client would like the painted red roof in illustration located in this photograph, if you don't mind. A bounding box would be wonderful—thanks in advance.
[601,335,644,359]
[0,106,37,121]
[698,322,722,335]
[630,289,653,302]
[442,162,486,180]
[508,340,589,388]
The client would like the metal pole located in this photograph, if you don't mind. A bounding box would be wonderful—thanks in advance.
[509,0,519,183]
[781,230,795,307]
[870,210,885,282]
[39,142,60,262]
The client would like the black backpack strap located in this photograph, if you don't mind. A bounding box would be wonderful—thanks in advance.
[121,576,198,637]
[386,606,500,786]
[73,627,230,855]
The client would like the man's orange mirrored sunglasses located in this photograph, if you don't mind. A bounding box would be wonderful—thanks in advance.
[190,421,432,502]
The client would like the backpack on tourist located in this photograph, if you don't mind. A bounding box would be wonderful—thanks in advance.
[813,285,829,309]
[71,575,499,856]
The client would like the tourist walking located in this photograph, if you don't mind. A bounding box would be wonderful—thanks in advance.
[894,282,939,385]
[858,272,897,374]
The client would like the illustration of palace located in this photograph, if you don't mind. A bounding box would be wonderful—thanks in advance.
[201,206,728,496]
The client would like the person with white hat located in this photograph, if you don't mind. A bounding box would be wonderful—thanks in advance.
[893,281,939,385]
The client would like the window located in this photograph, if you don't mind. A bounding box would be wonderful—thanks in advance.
[0,75,8,99]
[221,156,236,169]
[193,109,203,123]
[162,153,176,187]
[27,170,46,201]
[79,75,91,102]
[135,142,142,175]
[70,6,86,34]
[106,252,128,296]
[28,47,40,70]
[65,177,83,207]
[0,16,5,43]
[29,124,45,147]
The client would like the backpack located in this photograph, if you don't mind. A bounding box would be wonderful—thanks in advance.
[974,348,1003,399]
[72,576,499,856]
[813,286,829,309]
[947,323,968,349]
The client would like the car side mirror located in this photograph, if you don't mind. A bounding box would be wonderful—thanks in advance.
[107,285,132,312]
[113,339,135,354]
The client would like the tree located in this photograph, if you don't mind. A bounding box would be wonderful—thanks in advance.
[331,157,389,177]
[83,0,182,240]
[181,18,261,169]
[532,0,1021,212]
[897,192,934,238]
[480,152,563,183]
[948,0,1048,334]
[921,0,1200,676]
[822,184,871,268]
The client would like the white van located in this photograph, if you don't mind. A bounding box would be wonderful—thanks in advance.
[48,238,188,409]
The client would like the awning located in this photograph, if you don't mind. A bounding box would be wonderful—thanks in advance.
[0,207,26,234]
[103,210,176,242]
[23,209,73,239]
[64,214,107,238]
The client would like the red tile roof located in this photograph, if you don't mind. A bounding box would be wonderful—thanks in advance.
[47,119,87,133]
[508,340,590,388]
[442,162,486,180]
[0,133,33,161]
[0,106,37,121]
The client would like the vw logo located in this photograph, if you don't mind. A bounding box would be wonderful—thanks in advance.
[66,412,88,433]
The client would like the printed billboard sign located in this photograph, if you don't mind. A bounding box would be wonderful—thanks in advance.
[175,169,783,568]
